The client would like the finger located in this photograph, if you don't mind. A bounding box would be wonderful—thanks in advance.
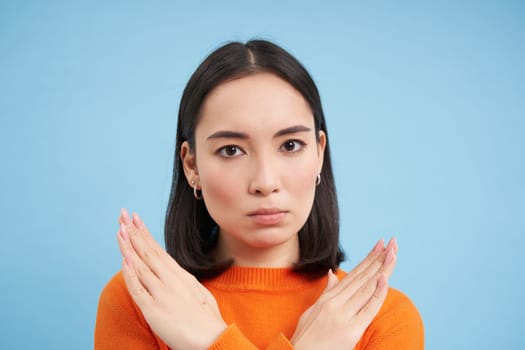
[127,214,196,290]
[124,242,164,298]
[378,248,397,279]
[345,237,397,286]
[117,222,131,257]
[345,247,397,306]
[342,271,386,318]
[315,268,342,305]
[131,213,167,256]
[117,209,134,256]
[392,237,398,254]
[126,220,171,281]
[345,246,397,322]
[131,213,187,275]
[329,243,396,304]
[121,249,155,309]
[121,208,132,225]
[119,209,180,285]
[293,270,341,343]
[353,238,385,275]
[132,212,146,229]
[319,269,339,296]
[326,269,339,291]
[337,239,385,286]
[351,274,389,330]
[330,242,389,298]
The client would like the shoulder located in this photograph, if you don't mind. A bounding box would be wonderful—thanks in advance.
[96,271,149,329]
[98,271,131,309]
[95,271,164,349]
[365,287,424,348]
[380,287,423,329]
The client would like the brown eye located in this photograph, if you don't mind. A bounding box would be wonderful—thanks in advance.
[225,146,237,156]
[217,145,244,158]
[284,141,295,151]
[280,140,305,153]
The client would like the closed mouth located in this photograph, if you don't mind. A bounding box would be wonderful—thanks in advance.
[247,208,287,216]
[247,209,288,225]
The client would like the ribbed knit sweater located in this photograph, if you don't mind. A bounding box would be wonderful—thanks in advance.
[95,267,424,349]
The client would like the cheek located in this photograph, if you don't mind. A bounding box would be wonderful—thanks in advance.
[199,164,241,219]
[284,158,318,201]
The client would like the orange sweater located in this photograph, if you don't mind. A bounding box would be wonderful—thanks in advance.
[95,267,424,349]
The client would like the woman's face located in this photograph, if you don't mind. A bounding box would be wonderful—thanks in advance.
[181,72,325,266]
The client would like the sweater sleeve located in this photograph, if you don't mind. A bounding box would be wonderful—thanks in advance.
[94,272,167,350]
[265,333,295,350]
[208,323,258,350]
[356,287,424,350]
[208,326,294,350]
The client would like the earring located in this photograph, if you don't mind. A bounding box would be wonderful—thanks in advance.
[191,180,203,200]
[316,174,321,186]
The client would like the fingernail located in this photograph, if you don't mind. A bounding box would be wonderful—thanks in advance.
[392,237,398,253]
[121,208,130,225]
[120,223,128,240]
[386,237,395,250]
[133,213,144,228]
[374,239,385,253]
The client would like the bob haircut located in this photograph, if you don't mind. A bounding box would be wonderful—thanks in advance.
[165,39,345,280]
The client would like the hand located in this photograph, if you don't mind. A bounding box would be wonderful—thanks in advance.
[290,238,398,350]
[117,208,227,350]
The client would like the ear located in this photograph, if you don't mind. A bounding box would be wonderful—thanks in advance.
[317,130,327,174]
[180,141,199,185]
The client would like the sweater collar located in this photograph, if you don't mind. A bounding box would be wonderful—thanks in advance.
[203,266,324,291]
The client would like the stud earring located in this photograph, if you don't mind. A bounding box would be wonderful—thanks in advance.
[316,174,321,186]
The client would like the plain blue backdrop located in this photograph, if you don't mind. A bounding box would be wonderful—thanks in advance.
[1,1,523,349]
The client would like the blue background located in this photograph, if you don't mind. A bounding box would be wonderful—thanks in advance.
[1,1,523,349]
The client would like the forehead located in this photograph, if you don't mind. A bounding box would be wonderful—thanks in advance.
[196,73,314,137]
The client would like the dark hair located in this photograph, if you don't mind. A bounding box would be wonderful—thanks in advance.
[165,39,344,280]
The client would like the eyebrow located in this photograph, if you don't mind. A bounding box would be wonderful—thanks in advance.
[274,125,311,137]
[207,125,312,140]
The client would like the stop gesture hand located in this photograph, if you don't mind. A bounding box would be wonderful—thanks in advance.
[291,239,398,350]
[117,209,227,350]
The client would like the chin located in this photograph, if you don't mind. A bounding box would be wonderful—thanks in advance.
[244,229,298,249]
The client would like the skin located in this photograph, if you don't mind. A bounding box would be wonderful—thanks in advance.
[116,72,398,349]
[181,72,326,267]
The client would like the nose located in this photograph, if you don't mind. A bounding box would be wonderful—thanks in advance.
[248,153,280,196]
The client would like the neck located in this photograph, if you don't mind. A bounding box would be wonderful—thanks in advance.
[214,232,300,268]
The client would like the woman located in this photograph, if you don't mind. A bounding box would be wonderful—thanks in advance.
[95,40,424,349]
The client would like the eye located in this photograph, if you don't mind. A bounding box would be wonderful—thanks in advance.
[280,139,306,153]
[217,145,244,158]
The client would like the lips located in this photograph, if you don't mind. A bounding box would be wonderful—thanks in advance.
[247,208,288,225]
